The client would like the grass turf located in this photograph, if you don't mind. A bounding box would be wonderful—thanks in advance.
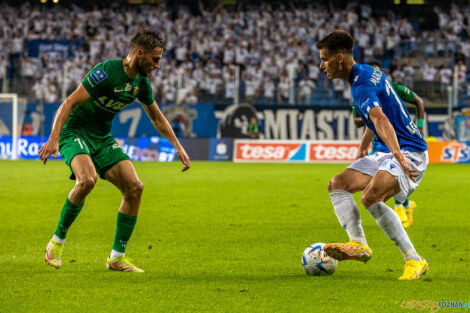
[0,160,468,312]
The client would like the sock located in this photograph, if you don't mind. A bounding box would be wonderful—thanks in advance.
[110,249,125,260]
[112,212,137,254]
[329,190,367,245]
[368,201,421,261]
[51,234,65,245]
[54,198,84,240]
[394,198,410,209]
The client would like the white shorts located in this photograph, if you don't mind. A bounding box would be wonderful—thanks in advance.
[348,150,429,203]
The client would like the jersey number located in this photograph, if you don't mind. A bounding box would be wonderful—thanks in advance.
[384,80,419,136]
[74,138,89,152]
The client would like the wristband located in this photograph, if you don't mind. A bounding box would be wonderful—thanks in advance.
[417,119,424,128]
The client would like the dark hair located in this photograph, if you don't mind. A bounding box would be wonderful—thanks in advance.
[367,59,382,68]
[316,30,354,54]
[130,29,167,52]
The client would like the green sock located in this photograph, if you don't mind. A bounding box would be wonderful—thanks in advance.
[112,212,137,253]
[54,198,84,239]
[394,199,410,208]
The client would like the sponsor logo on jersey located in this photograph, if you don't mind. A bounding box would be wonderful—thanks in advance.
[370,68,382,86]
[97,96,128,112]
[114,83,133,93]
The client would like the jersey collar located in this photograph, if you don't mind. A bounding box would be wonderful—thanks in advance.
[349,63,360,84]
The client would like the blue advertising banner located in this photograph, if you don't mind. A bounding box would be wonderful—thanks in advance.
[25,40,81,58]
[0,136,176,161]
[214,104,459,140]
[0,101,463,141]
[456,116,470,141]
[209,138,233,161]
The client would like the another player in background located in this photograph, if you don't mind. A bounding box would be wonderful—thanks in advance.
[317,30,429,280]
[351,60,425,228]
[39,29,191,272]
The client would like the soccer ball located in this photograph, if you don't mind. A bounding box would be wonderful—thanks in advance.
[301,243,338,276]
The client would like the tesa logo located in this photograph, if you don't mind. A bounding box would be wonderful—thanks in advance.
[309,143,359,162]
[235,142,302,161]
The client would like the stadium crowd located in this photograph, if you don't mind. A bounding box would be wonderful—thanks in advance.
[1,1,470,106]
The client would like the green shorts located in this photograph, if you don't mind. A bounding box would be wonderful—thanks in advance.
[59,127,130,180]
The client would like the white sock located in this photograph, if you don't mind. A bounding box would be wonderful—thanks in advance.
[329,190,367,245]
[110,249,125,260]
[52,234,65,245]
[368,201,421,261]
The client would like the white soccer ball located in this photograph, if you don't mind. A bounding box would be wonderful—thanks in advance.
[301,243,338,276]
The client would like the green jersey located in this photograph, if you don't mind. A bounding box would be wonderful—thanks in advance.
[390,81,414,103]
[64,59,155,136]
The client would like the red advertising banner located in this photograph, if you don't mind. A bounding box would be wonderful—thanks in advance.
[308,142,360,162]
[233,141,306,162]
[234,140,470,163]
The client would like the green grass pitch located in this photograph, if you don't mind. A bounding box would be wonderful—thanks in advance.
[0,160,468,312]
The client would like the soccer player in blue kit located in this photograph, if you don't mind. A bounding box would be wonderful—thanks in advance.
[316,31,429,280]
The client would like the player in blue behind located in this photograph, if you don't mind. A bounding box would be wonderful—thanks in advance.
[316,31,429,280]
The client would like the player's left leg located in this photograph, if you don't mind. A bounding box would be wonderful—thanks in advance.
[103,160,144,272]
[394,198,417,228]
[362,171,428,280]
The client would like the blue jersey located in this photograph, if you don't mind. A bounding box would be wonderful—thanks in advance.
[350,64,427,152]
[371,137,389,153]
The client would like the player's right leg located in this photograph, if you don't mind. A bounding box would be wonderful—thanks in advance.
[324,163,374,263]
[362,170,428,280]
[46,154,97,269]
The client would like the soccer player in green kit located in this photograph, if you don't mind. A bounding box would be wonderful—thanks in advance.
[352,60,425,228]
[39,29,191,272]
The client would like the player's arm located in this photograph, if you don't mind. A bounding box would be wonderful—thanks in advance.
[141,101,191,172]
[392,82,425,136]
[38,83,91,164]
[368,106,418,181]
[356,127,375,159]
[410,93,425,136]
[352,106,364,128]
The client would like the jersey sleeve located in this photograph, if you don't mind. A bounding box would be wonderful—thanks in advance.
[352,105,358,115]
[82,63,111,99]
[137,78,155,105]
[353,83,382,120]
[391,81,414,103]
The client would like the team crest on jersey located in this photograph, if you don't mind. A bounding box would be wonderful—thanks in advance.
[125,83,133,92]
[132,87,139,96]
[90,68,108,84]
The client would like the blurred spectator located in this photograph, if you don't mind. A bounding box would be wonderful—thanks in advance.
[297,78,316,105]
[2,1,470,107]
[439,64,453,98]
[422,59,437,99]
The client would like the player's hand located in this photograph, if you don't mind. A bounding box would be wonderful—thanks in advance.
[355,149,369,160]
[177,147,191,172]
[39,139,59,164]
[418,127,424,136]
[394,152,419,183]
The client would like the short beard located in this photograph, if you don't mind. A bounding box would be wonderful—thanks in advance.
[137,59,148,77]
